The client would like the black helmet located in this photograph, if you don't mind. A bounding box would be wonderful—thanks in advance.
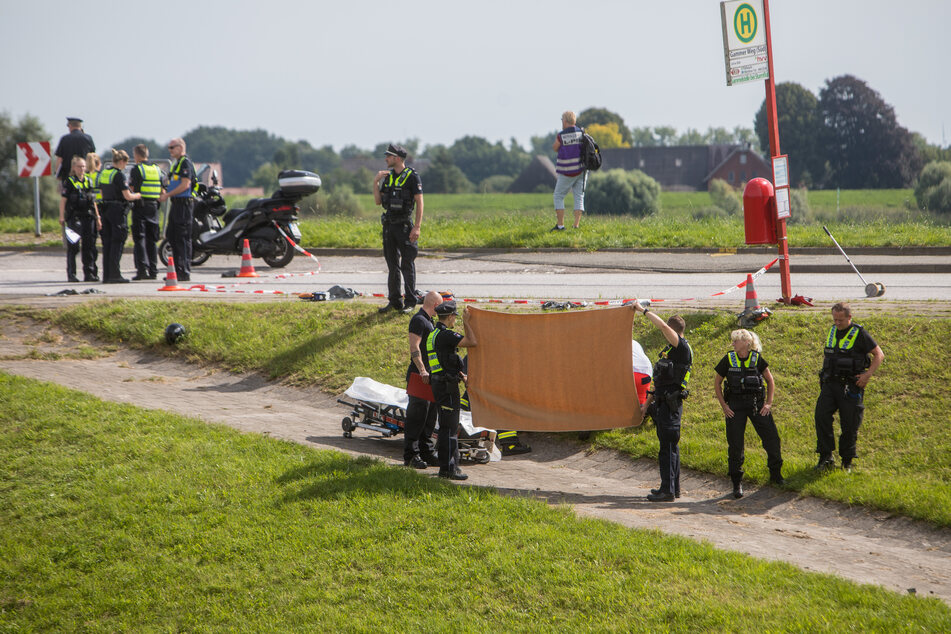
[165,323,187,344]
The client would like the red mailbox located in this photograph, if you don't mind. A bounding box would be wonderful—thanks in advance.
[743,177,777,245]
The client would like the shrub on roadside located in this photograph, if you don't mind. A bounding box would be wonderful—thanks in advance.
[915,161,951,214]
[585,169,660,216]
[479,175,515,193]
[312,184,366,217]
[708,178,741,215]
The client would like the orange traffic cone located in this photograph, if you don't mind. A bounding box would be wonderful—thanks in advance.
[158,256,188,291]
[236,239,258,278]
[738,273,771,327]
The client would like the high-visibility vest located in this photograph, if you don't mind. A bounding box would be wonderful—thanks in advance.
[725,350,763,400]
[97,167,121,201]
[425,327,443,376]
[136,163,163,199]
[822,324,869,378]
[382,167,415,216]
[653,341,692,391]
[86,170,102,201]
[169,156,195,198]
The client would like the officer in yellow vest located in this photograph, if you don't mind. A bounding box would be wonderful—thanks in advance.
[159,138,196,282]
[59,156,101,282]
[814,302,884,472]
[98,149,142,283]
[129,144,164,279]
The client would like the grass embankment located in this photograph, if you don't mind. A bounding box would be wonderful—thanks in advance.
[21,300,951,528]
[3,372,949,631]
[4,190,950,249]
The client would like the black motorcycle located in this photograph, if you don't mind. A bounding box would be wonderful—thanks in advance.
[159,168,320,269]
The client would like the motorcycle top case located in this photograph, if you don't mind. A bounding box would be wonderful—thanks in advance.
[278,170,321,196]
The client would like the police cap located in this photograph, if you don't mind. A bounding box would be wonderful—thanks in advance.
[435,300,458,316]
[66,117,84,123]
[384,143,407,159]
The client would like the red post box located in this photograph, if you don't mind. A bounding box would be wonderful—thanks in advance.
[743,177,777,245]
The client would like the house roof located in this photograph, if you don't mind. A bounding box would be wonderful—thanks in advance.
[600,145,754,191]
[506,155,556,193]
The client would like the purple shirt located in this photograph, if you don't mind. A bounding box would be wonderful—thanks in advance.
[556,126,583,176]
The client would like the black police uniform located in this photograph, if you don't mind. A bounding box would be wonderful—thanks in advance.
[404,307,439,465]
[97,167,131,282]
[651,336,692,497]
[714,350,783,487]
[61,175,99,281]
[129,163,163,278]
[54,128,95,181]
[379,166,422,309]
[814,323,878,466]
[426,319,465,477]
[167,155,197,281]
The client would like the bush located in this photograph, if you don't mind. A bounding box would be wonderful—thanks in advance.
[478,175,514,193]
[311,184,365,217]
[584,169,660,216]
[915,161,951,214]
[708,179,741,215]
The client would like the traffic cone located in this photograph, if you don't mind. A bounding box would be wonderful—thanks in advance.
[738,273,771,327]
[236,239,258,278]
[158,257,187,291]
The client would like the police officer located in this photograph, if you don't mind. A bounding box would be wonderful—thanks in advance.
[159,138,196,282]
[129,144,163,279]
[98,149,141,283]
[714,329,784,499]
[54,117,95,226]
[373,144,424,314]
[404,290,444,469]
[631,299,692,502]
[425,300,477,480]
[814,302,884,472]
[59,156,101,282]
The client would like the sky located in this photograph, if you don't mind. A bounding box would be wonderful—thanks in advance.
[2,0,949,155]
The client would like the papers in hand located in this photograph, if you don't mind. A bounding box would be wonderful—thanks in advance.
[64,226,81,244]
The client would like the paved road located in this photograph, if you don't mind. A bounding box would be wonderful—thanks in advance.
[1,248,949,304]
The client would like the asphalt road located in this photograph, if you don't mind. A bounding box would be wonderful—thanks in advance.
[1,248,949,305]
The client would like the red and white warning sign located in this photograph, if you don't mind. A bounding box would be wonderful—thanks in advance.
[16,141,52,178]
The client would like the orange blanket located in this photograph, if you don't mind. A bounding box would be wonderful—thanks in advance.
[465,306,642,431]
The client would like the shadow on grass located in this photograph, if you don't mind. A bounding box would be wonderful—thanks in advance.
[275,451,448,504]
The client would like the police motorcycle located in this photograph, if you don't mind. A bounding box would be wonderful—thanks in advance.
[158,168,320,268]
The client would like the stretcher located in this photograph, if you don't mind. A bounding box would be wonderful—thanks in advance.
[338,377,501,463]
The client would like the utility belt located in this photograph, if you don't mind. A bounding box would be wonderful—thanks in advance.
[654,387,689,410]
[382,211,412,225]
[430,373,461,385]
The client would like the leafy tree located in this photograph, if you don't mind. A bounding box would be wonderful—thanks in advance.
[340,144,371,159]
[586,123,629,149]
[327,166,374,194]
[577,107,632,145]
[447,136,529,185]
[0,112,60,216]
[676,128,705,145]
[653,126,678,147]
[914,161,951,214]
[110,136,164,163]
[478,175,514,193]
[246,162,282,193]
[708,178,741,215]
[584,169,660,216]
[423,148,472,193]
[273,140,340,175]
[631,127,659,147]
[183,126,283,188]
[911,134,951,165]
[530,131,558,159]
[817,75,921,188]
[754,82,822,186]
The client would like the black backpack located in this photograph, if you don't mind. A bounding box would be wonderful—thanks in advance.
[579,127,602,171]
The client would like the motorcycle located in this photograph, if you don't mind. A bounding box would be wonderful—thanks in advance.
[159,168,320,268]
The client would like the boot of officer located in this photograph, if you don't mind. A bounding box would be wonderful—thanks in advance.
[425,300,477,480]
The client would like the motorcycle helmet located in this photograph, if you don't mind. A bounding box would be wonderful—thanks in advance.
[165,323,187,345]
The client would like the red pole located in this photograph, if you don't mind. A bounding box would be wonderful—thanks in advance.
[762,0,792,303]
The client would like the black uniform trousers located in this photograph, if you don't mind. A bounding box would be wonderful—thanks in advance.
[404,393,438,462]
[725,398,783,483]
[99,202,129,282]
[168,197,195,280]
[131,200,160,277]
[815,380,865,461]
[431,378,462,474]
[654,393,682,495]
[65,214,98,280]
[382,217,418,308]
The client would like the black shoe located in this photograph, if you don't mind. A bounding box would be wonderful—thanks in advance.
[421,455,440,467]
[132,273,149,281]
[178,275,190,282]
[647,491,675,502]
[841,458,853,473]
[400,306,414,314]
[500,442,532,456]
[815,456,835,471]
[650,488,680,499]
[732,483,744,499]
[103,277,130,284]
[84,275,99,282]
[378,303,400,314]
[550,225,566,232]
[404,456,428,470]
[67,275,80,283]
[438,469,468,481]
[147,273,158,280]
[770,472,786,486]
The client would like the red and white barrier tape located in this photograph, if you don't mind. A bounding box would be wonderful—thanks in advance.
[649,257,778,303]
[272,222,322,276]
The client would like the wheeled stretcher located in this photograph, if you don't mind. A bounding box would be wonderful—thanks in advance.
[338,377,501,463]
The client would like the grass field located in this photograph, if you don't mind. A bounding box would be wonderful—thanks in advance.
[3,372,949,631]
[3,190,949,249]
[14,299,951,528]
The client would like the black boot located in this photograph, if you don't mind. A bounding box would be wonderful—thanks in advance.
[770,469,786,486]
[732,480,744,499]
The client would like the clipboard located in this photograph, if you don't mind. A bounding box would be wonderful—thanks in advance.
[407,372,435,402]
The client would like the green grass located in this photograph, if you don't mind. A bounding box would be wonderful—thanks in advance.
[15,300,951,528]
[3,372,948,631]
[5,190,950,248]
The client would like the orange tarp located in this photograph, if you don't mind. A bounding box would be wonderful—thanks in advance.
[465,306,643,431]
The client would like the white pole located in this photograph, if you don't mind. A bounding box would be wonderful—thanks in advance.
[33,176,41,237]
